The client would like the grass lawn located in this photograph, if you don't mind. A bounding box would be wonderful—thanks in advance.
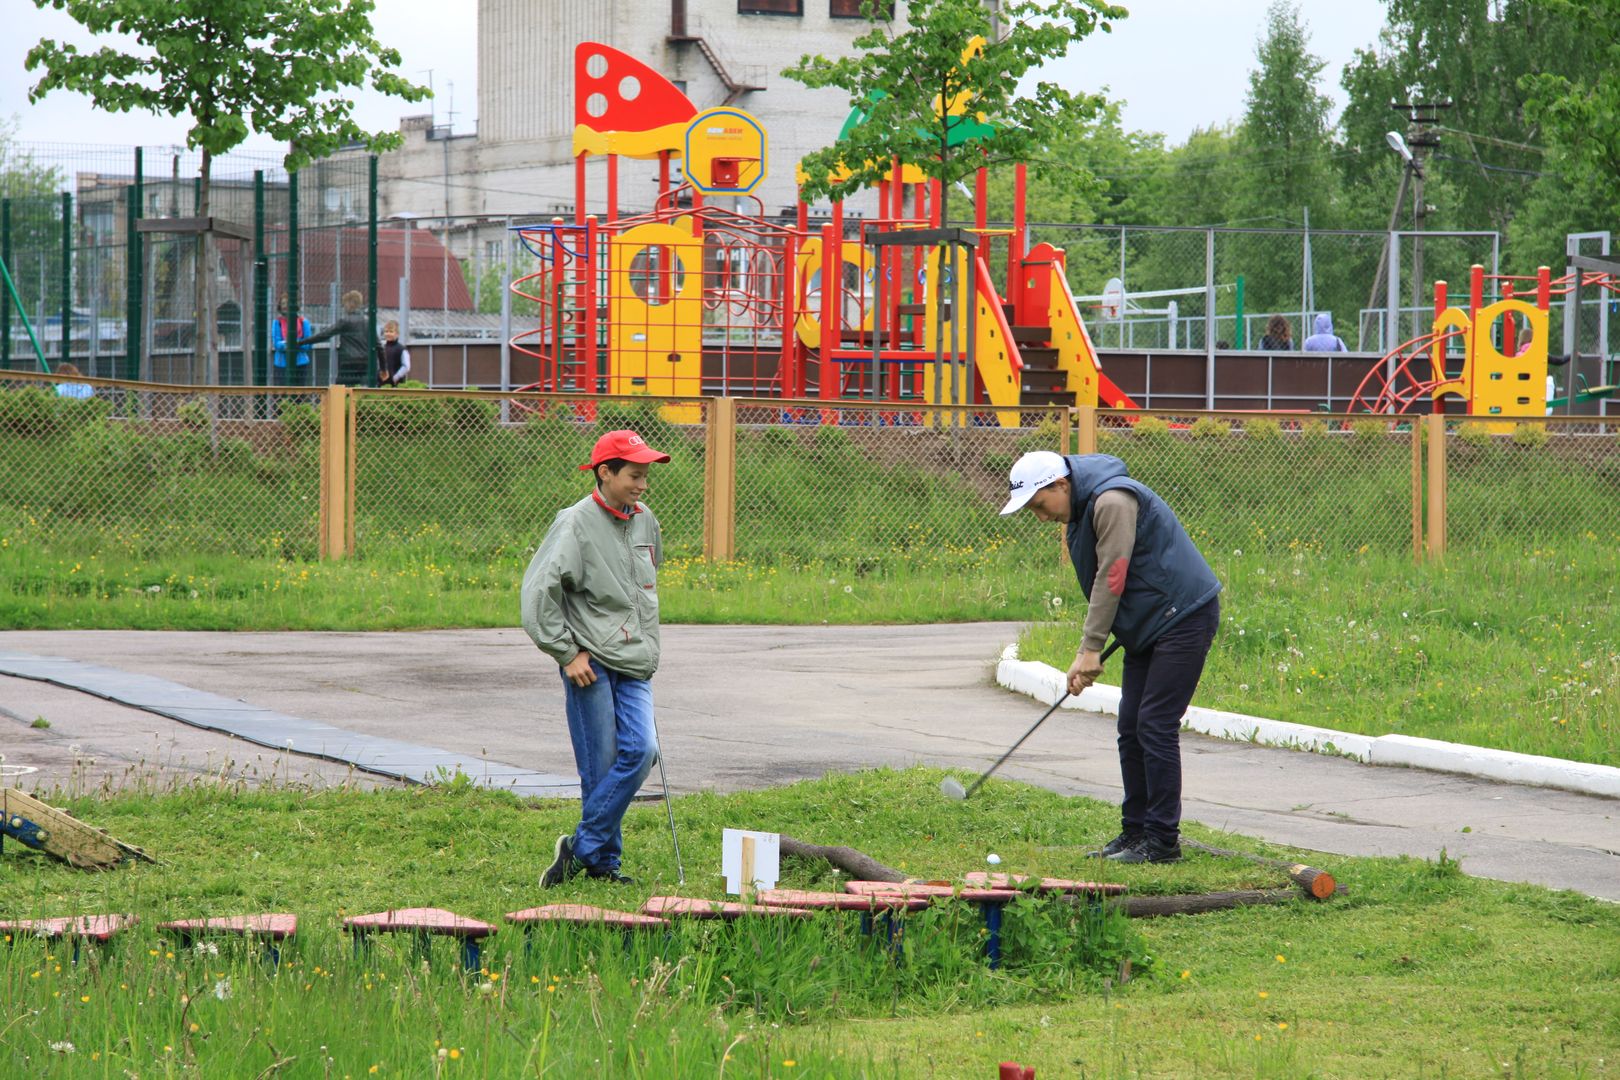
[1,769,1615,1078]
[1019,546,1620,769]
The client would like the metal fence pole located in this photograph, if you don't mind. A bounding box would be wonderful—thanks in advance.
[288,168,301,386]
[2,197,10,370]
[61,192,72,370]
[253,169,268,394]
[367,155,378,387]
[125,148,143,381]
[1204,228,1215,409]
[1385,231,1401,365]
[499,218,512,423]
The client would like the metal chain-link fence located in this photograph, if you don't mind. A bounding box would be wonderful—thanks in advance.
[0,372,322,564]
[1443,416,1620,551]
[730,400,1068,578]
[1095,410,1419,559]
[348,392,710,567]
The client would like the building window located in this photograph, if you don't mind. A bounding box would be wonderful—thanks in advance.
[739,0,802,15]
[831,0,891,16]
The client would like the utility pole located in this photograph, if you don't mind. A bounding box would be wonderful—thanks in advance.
[1392,100,1450,332]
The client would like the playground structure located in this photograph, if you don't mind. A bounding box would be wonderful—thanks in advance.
[1349,264,1619,425]
[509,43,1139,425]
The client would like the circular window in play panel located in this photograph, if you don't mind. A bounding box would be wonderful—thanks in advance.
[628,246,687,307]
[586,53,609,79]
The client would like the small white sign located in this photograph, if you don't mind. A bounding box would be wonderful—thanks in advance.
[721,829,780,896]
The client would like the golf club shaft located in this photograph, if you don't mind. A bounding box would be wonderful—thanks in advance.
[964,639,1121,799]
[650,714,684,884]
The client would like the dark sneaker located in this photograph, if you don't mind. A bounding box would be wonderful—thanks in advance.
[540,833,577,888]
[585,867,635,885]
[1086,831,1144,858]
[1107,836,1183,864]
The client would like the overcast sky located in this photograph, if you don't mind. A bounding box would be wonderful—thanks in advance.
[1,0,1391,155]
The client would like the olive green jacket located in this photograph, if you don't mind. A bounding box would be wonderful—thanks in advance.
[520,491,663,680]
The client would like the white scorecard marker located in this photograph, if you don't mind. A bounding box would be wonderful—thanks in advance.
[721,829,780,897]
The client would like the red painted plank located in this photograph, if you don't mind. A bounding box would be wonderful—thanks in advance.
[844,881,1021,903]
[641,897,814,920]
[504,904,667,930]
[343,908,496,938]
[0,914,137,941]
[754,888,930,912]
[962,873,1129,896]
[158,914,298,940]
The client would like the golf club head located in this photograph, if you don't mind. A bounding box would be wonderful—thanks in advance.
[939,776,967,801]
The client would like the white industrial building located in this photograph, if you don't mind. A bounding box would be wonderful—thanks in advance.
[363,0,899,260]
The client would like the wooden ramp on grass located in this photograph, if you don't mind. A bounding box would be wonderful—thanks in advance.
[1,787,154,869]
[963,872,1128,896]
[506,904,668,930]
[754,889,931,913]
[642,897,814,920]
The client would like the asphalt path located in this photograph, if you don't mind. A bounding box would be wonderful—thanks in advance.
[1,625,1614,901]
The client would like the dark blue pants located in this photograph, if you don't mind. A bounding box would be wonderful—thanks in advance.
[1116,598,1220,844]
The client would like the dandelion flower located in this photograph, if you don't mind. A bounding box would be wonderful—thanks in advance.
[1277,1022,1289,1030]
[1276,954,1286,963]
[1258,991,1269,999]
[449,1049,461,1060]
[783,1061,796,1068]
[1180,970,1191,980]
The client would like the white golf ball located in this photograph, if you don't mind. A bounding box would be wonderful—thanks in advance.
[986,853,1001,865]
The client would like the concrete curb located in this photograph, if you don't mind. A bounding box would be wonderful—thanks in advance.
[996,645,1620,800]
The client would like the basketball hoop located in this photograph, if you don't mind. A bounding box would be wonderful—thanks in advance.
[1101,277,1125,321]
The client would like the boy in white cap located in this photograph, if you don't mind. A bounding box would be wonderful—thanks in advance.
[523,429,671,886]
[1001,450,1221,863]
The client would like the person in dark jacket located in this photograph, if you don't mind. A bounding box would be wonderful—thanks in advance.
[1001,451,1222,864]
[293,290,371,385]
[378,320,412,386]
[1258,314,1293,351]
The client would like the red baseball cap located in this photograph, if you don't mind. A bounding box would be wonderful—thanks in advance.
[579,429,672,470]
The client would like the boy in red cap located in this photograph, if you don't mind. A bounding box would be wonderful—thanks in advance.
[522,429,671,886]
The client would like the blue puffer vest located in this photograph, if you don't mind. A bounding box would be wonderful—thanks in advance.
[1064,454,1221,653]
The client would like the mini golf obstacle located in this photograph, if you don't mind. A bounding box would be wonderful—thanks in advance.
[0,914,138,965]
[1,787,154,869]
[343,908,498,972]
[158,913,298,967]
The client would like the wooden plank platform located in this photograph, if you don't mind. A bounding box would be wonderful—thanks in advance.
[844,881,1021,903]
[505,904,667,930]
[963,872,1129,896]
[2,787,153,868]
[158,914,297,940]
[641,897,814,920]
[343,907,496,938]
[0,914,137,941]
[755,888,931,912]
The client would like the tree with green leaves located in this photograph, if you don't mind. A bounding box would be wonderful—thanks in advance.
[1520,0,1620,248]
[784,0,1125,233]
[25,0,429,385]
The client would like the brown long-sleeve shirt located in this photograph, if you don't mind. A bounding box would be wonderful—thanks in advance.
[1081,489,1138,652]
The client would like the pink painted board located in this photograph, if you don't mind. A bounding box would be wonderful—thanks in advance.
[342,907,496,938]
[641,897,814,920]
[505,904,667,930]
[962,872,1129,896]
[0,914,137,941]
[754,888,931,912]
[158,914,298,940]
[844,881,1021,903]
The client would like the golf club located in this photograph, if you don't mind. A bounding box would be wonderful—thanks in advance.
[942,639,1122,801]
[649,712,685,884]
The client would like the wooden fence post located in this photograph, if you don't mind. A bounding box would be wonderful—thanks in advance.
[704,397,738,561]
[1075,404,1097,456]
[319,386,352,560]
[1425,412,1447,559]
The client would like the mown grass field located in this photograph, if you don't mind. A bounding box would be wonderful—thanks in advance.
[1,770,1614,1078]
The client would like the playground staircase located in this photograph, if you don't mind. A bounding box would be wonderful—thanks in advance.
[1007,305,1070,407]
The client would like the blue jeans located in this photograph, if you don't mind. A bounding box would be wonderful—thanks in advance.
[1116,597,1220,844]
[560,659,658,873]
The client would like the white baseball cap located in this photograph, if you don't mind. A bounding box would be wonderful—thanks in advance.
[999,451,1069,515]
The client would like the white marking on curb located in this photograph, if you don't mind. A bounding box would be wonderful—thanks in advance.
[996,651,1619,800]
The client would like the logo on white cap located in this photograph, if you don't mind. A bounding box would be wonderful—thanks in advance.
[999,451,1069,515]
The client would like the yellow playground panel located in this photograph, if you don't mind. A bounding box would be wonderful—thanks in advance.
[609,221,704,422]
[921,244,1021,428]
[1430,299,1549,432]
